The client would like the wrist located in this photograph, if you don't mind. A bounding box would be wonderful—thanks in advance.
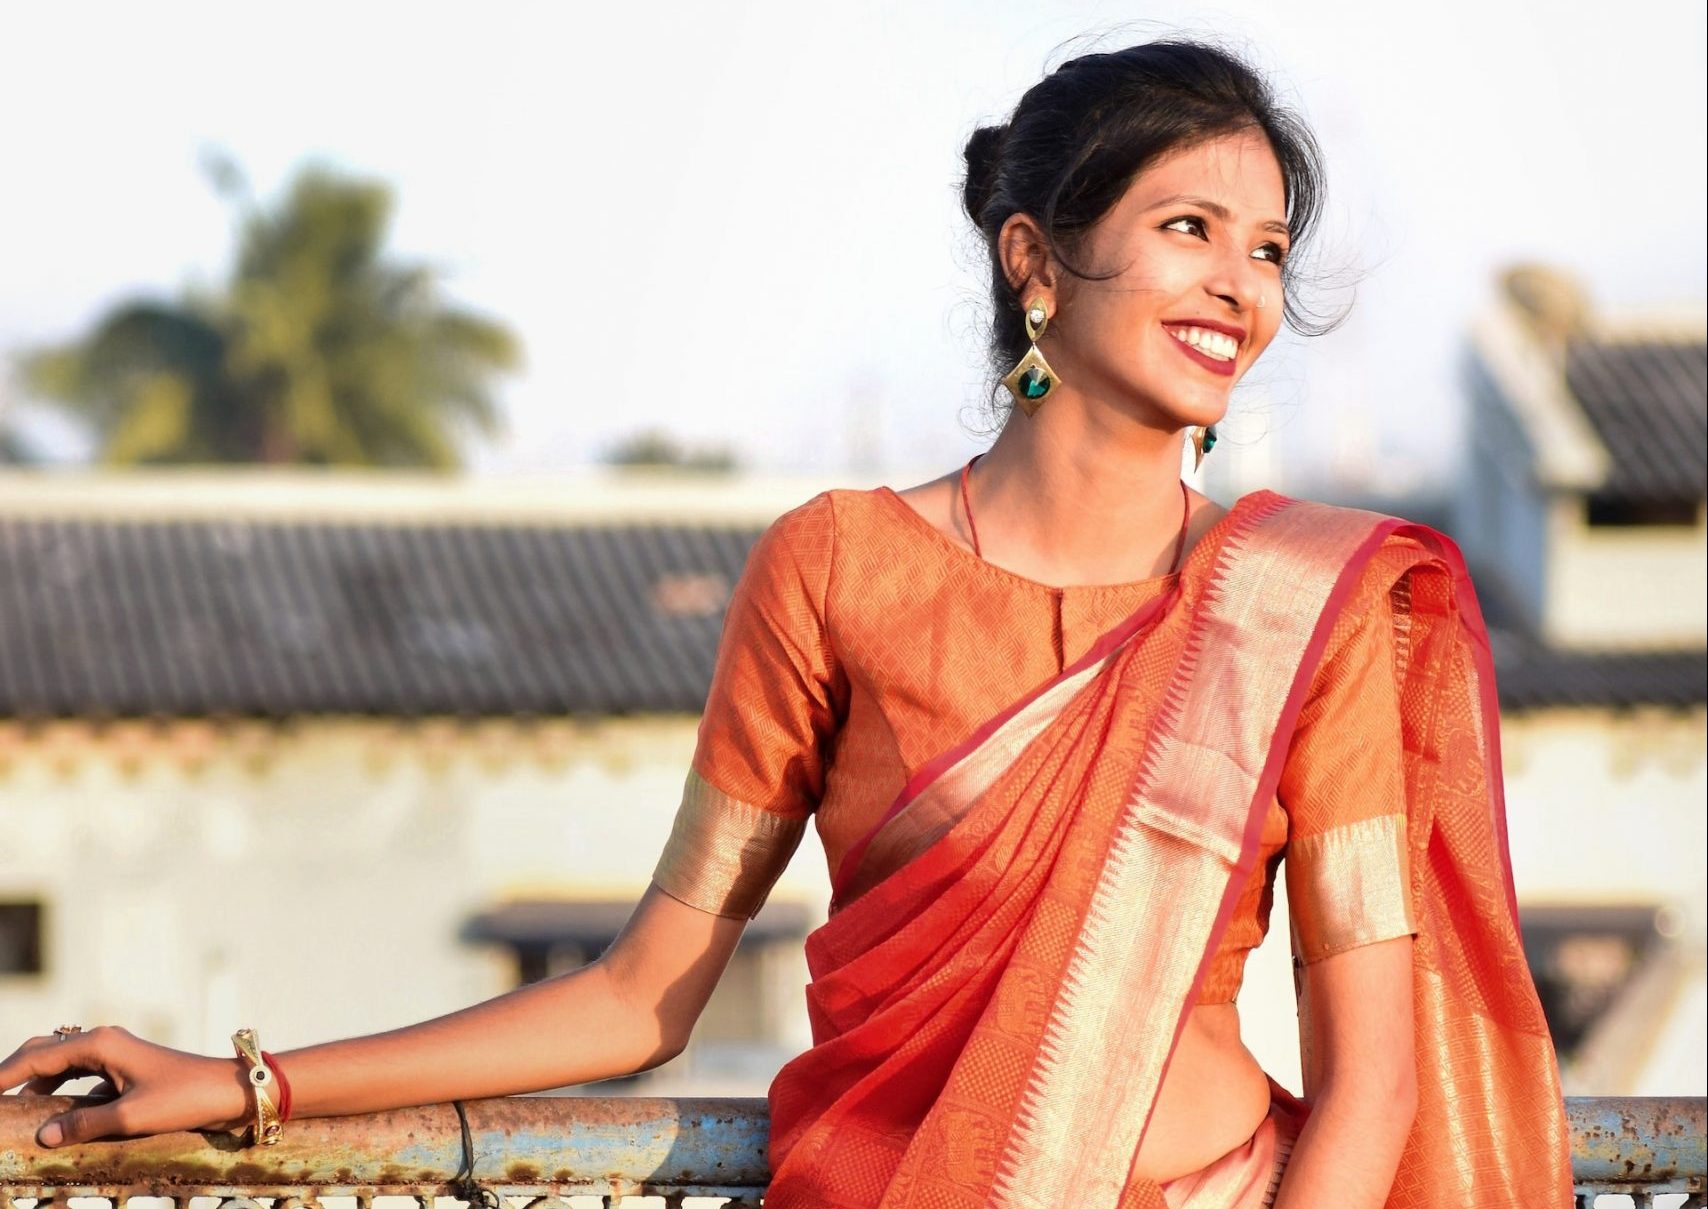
[205,1055,255,1133]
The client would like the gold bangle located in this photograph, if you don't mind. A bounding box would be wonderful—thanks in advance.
[231,1027,282,1147]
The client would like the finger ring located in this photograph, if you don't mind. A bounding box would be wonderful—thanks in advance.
[53,1025,83,1041]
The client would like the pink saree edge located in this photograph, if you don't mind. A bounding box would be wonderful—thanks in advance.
[1145,512,1516,1141]
[1120,511,1403,1181]
[1398,520,1524,925]
[1113,508,1407,1188]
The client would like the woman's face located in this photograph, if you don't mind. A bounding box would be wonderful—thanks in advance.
[1036,128,1290,431]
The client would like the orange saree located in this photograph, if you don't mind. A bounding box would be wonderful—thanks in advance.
[652,489,1572,1208]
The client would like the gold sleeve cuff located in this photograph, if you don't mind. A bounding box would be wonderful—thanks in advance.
[651,770,809,920]
[1286,814,1416,963]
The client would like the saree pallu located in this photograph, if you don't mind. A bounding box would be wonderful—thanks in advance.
[763,492,1572,1208]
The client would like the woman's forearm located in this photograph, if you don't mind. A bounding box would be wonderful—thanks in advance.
[1272,1079,1416,1209]
[278,958,672,1119]
[5,885,744,1148]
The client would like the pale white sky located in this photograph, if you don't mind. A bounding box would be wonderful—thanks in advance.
[1,0,1703,491]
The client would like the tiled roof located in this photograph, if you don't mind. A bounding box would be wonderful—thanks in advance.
[1565,338,1707,501]
[0,516,759,718]
[0,513,1699,719]
[1489,635,1706,711]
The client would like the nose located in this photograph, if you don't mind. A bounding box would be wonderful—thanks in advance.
[1203,248,1268,317]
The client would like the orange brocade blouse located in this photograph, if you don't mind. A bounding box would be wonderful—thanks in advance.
[652,488,1417,1003]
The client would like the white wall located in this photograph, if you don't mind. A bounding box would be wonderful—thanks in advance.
[0,717,830,1089]
[1545,500,1708,648]
[4,707,1699,1100]
[1502,706,1708,1094]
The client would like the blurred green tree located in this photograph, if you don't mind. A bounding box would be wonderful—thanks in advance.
[20,160,520,468]
[603,428,739,473]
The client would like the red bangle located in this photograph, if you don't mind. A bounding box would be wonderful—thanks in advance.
[260,1051,293,1123]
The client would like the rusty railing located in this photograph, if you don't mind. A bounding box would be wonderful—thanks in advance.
[1,1095,1703,1207]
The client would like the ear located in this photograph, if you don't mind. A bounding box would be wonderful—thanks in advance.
[997,213,1058,311]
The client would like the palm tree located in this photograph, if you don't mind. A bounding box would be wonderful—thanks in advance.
[19,162,520,468]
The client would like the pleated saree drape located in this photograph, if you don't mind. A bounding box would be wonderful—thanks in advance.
[761,491,1572,1209]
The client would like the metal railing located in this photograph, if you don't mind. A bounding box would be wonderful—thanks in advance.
[1,1095,1702,1207]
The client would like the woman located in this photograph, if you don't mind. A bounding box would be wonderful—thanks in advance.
[2,37,1571,1209]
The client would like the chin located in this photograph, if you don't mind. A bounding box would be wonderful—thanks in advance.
[1155,400,1228,431]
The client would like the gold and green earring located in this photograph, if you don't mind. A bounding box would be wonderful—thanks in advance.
[1001,297,1059,417]
[1190,424,1219,470]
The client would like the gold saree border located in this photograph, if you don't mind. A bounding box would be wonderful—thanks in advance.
[1386,964,1572,1203]
[650,770,807,919]
[1285,814,1416,963]
[991,497,1391,1208]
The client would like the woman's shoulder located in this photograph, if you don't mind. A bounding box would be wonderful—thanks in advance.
[1255,493,1452,567]
[752,486,894,556]
[1232,492,1460,626]
[739,485,924,601]
[756,482,951,562]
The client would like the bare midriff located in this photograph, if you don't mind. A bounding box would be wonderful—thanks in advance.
[1132,1004,1271,1181]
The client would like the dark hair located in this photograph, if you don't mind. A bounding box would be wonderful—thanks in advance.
[963,37,1345,404]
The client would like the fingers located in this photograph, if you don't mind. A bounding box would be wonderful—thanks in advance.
[0,1035,75,1092]
[0,1031,133,1147]
[21,1066,101,1095]
[0,1026,126,1095]
[0,1035,49,1088]
[38,1098,132,1147]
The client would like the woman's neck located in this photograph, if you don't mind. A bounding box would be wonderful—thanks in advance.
[969,399,1198,585]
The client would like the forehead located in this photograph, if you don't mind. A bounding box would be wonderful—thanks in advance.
[1121,130,1287,223]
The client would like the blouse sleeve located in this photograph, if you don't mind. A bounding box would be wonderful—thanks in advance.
[650,493,845,919]
[1280,545,1420,964]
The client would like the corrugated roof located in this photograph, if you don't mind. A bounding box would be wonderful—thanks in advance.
[0,514,1699,719]
[1565,338,1707,501]
[1490,638,1706,711]
[0,516,759,718]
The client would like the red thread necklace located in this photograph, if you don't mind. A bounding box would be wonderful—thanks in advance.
[958,454,1192,575]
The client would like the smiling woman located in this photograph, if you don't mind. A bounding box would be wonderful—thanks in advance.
[0,32,1571,1209]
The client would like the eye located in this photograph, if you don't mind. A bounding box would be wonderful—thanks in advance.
[1165,215,1289,268]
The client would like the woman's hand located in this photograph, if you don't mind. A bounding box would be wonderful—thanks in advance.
[0,1026,251,1147]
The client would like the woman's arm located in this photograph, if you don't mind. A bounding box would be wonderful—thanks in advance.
[6,498,838,1150]
[1272,934,1417,1209]
[0,883,744,1147]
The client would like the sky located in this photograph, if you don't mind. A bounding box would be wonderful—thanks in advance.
[1,0,1703,493]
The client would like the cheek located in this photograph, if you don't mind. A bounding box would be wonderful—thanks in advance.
[1128,238,1199,288]
[1249,308,1284,357]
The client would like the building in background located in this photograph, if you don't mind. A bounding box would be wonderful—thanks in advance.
[1452,265,1706,1094]
[0,470,857,1096]
[2,267,1703,1097]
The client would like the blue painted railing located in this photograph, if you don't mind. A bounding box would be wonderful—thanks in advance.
[1,1095,1702,1206]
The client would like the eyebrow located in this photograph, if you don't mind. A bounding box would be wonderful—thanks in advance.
[1147,194,1290,237]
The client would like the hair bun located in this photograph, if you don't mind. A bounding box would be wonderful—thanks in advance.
[961,123,1008,224]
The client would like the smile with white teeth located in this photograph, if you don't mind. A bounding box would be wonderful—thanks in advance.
[1166,325,1238,362]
